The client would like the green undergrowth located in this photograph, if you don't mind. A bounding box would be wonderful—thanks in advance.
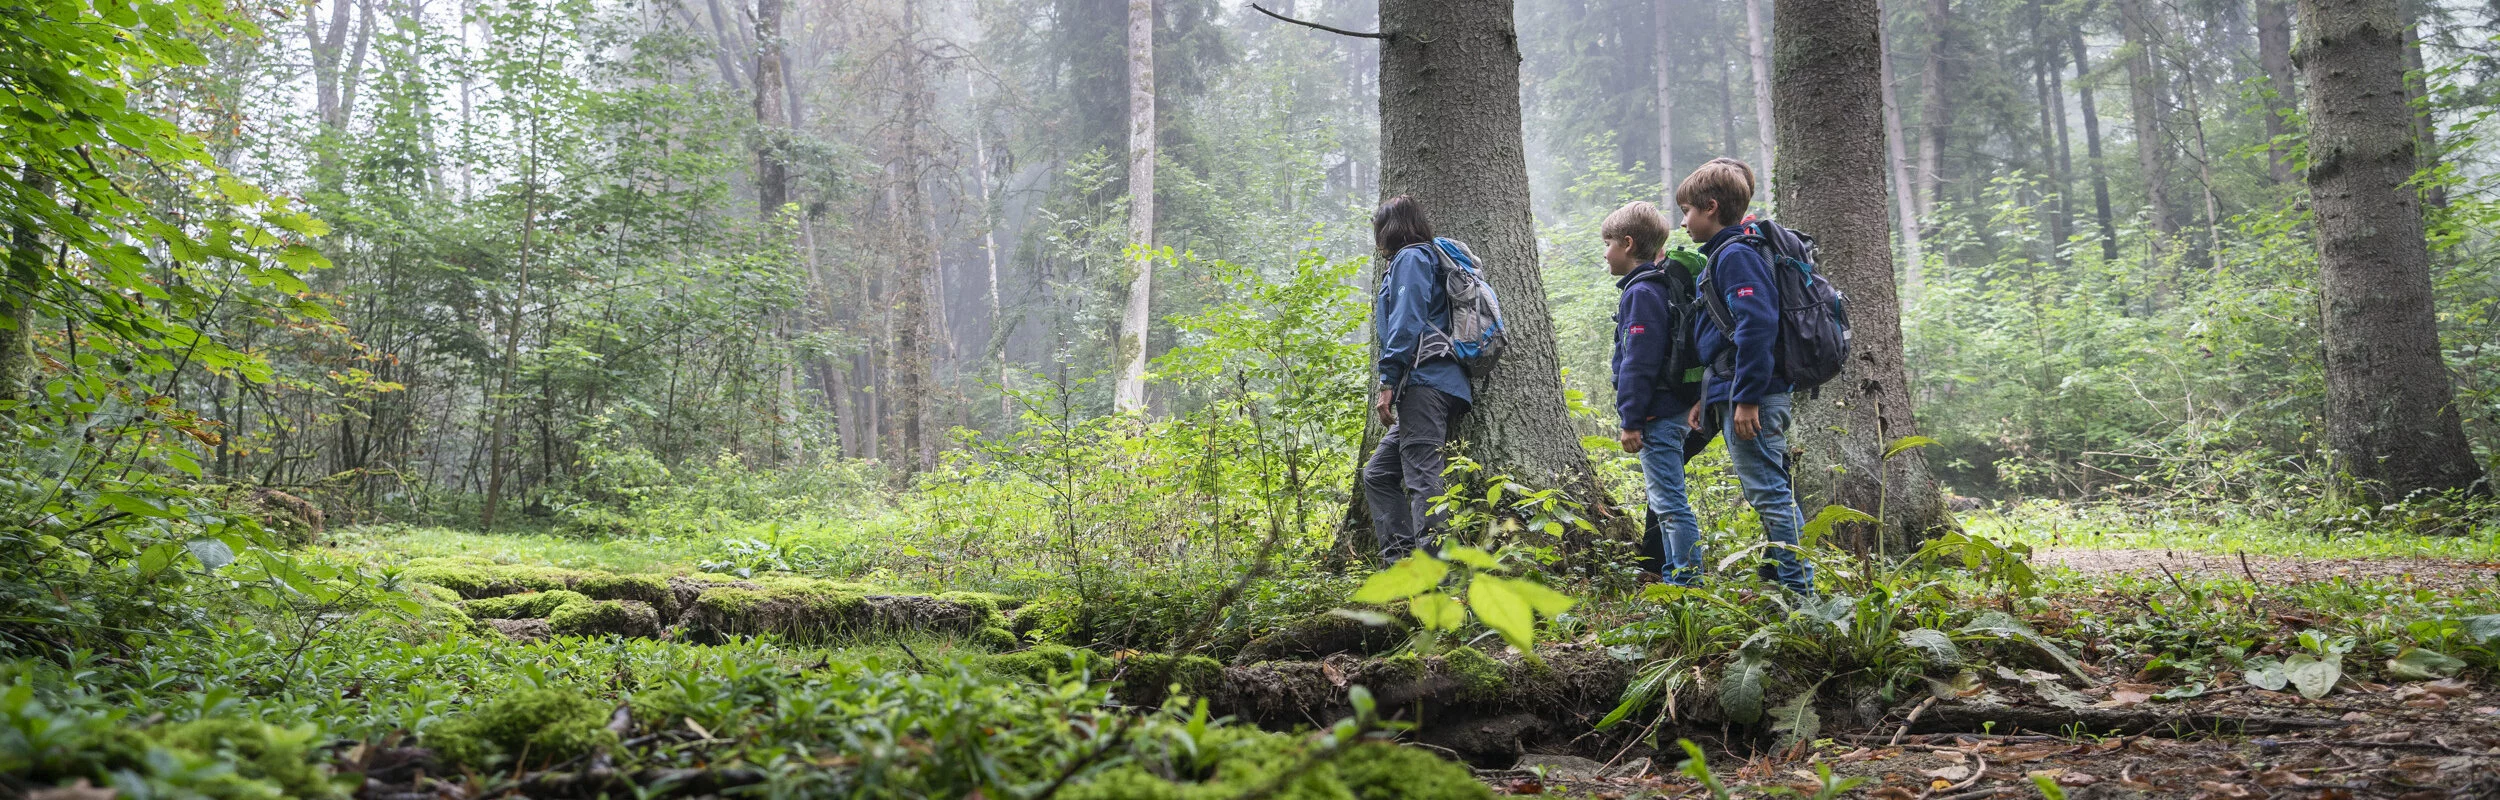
[1974,500,2500,561]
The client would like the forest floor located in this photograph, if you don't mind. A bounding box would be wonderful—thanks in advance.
[298,519,2500,800]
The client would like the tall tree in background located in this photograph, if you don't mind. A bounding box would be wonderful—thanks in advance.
[754,0,790,217]
[1745,0,1779,201]
[1878,0,1924,282]
[2117,0,2177,240]
[1654,0,1677,217]
[2071,31,2119,260]
[1377,0,1609,514]
[2256,0,2297,184]
[888,0,936,471]
[1913,0,1950,219]
[1115,0,1156,413]
[1771,0,1948,545]
[2300,0,2486,501]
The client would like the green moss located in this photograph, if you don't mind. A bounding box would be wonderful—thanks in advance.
[686,584,870,642]
[462,590,591,620]
[1010,596,1075,641]
[573,573,679,618]
[155,718,345,799]
[984,644,1111,684]
[406,582,463,604]
[548,599,662,638]
[1117,653,1227,707]
[426,687,617,769]
[939,591,1009,627]
[401,559,577,599]
[970,626,1020,652]
[1378,651,1429,683]
[1057,728,1487,800]
[1440,646,1506,702]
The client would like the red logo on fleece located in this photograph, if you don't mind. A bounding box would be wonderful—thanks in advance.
[1628,324,1646,335]
[1735,287,1756,297]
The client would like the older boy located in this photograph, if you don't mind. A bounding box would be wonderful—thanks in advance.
[1679,158,1815,596]
[1603,201,1706,585]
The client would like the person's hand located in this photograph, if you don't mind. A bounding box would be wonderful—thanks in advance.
[1731,402,1761,440]
[1375,388,1397,427]
[1618,428,1643,453]
[1685,403,1702,430]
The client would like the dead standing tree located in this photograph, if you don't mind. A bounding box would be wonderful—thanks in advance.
[1256,1,1622,561]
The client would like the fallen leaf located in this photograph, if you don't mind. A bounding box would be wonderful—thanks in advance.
[1321,661,1347,688]
[1997,745,2068,763]
[2253,768,2313,788]
[2057,771,2101,787]
[2339,711,2374,722]
[2423,678,2474,698]
[2196,781,2251,798]
[1869,788,1917,800]
[2107,689,2153,706]
[2404,696,2449,710]
[2363,730,2415,744]
[1502,778,1543,795]
[1924,765,1972,782]
[1935,750,1967,764]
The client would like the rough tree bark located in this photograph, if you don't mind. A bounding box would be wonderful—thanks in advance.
[1877,0,1925,286]
[889,0,935,471]
[1744,0,1779,202]
[0,170,47,406]
[1772,0,1950,548]
[1115,0,1156,413]
[2256,0,2297,184]
[2071,32,2119,261]
[2117,0,2178,238]
[1361,0,1614,536]
[2300,0,2487,501]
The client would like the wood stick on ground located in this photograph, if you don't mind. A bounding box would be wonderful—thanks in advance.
[1892,695,1939,746]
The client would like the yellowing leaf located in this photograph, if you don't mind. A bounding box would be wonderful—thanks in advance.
[1351,555,1447,604]
[1500,577,1574,617]
[1469,576,1536,652]
[1410,593,1466,630]
[1441,546,1500,569]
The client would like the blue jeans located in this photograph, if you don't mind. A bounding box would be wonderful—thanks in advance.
[1712,394,1815,595]
[1636,413,1704,586]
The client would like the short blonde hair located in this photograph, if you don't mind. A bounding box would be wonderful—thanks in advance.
[1601,201,1673,260]
[1675,158,1755,226]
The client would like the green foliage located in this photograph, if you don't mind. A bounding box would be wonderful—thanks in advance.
[424,686,617,769]
[1350,549,1575,658]
[462,590,591,620]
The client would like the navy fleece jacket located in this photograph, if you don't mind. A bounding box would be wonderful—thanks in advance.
[1374,243,1473,404]
[1692,225,1791,406]
[1611,260,1692,429]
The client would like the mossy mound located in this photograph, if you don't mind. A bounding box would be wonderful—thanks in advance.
[426,686,618,769]
[548,599,663,638]
[682,580,986,643]
[226,487,325,549]
[574,573,679,618]
[462,590,591,620]
[985,644,1114,684]
[1058,728,1489,800]
[969,626,1021,652]
[401,558,579,599]
[1234,611,1411,664]
[1116,653,1226,707]
[939,591,1009,627]
[405,583,463,604]
[1440,646,1505,702]
[155,717,347,799]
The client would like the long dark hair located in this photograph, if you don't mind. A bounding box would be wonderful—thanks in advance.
[1372,195,1435,257]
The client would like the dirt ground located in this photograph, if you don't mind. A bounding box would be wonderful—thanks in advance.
[2031,548,2500,593]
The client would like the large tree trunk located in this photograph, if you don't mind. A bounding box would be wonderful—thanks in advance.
[2256,0,2297,185]
[0,170,47,406]
[2301,0,2486,501]
[2071,31,2119,262]
[1745,0,1779,202]
[1114,0,1155,413]
[753,0,789,218]
[2043,17,2075,259]
[890,0,935,471]
[1913,0,1951,219]
[1655,0,1677,218]
[1375,0,1612,517]
[2117,0,2178,238]
[1772,0,1950,549]
[1877,0,1924,287]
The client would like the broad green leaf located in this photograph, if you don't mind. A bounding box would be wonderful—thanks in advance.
[2384,647,2465,682]
[1409,593,1466,630]
[135,541,180,577]
[1717,652,1769,724]
[1493,576,1575,617]
[1883,435,1940,460]
[100,492,178,519]
[2284,653,2340,700]
[1469,576,1536,652]
[1959,612,2091,684]
[185,538,235,571]
[1898,628,1960,665]
[1800,504,1876,544]
[1351,555,1447,604]
[1441,546,1501,570]
[1768,689,1821,750]
[2460,615,2500,646]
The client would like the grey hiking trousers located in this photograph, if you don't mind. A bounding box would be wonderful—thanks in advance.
[1362,385,1470,565]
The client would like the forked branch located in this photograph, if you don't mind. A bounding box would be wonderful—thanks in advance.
[1249,3,1389,40]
